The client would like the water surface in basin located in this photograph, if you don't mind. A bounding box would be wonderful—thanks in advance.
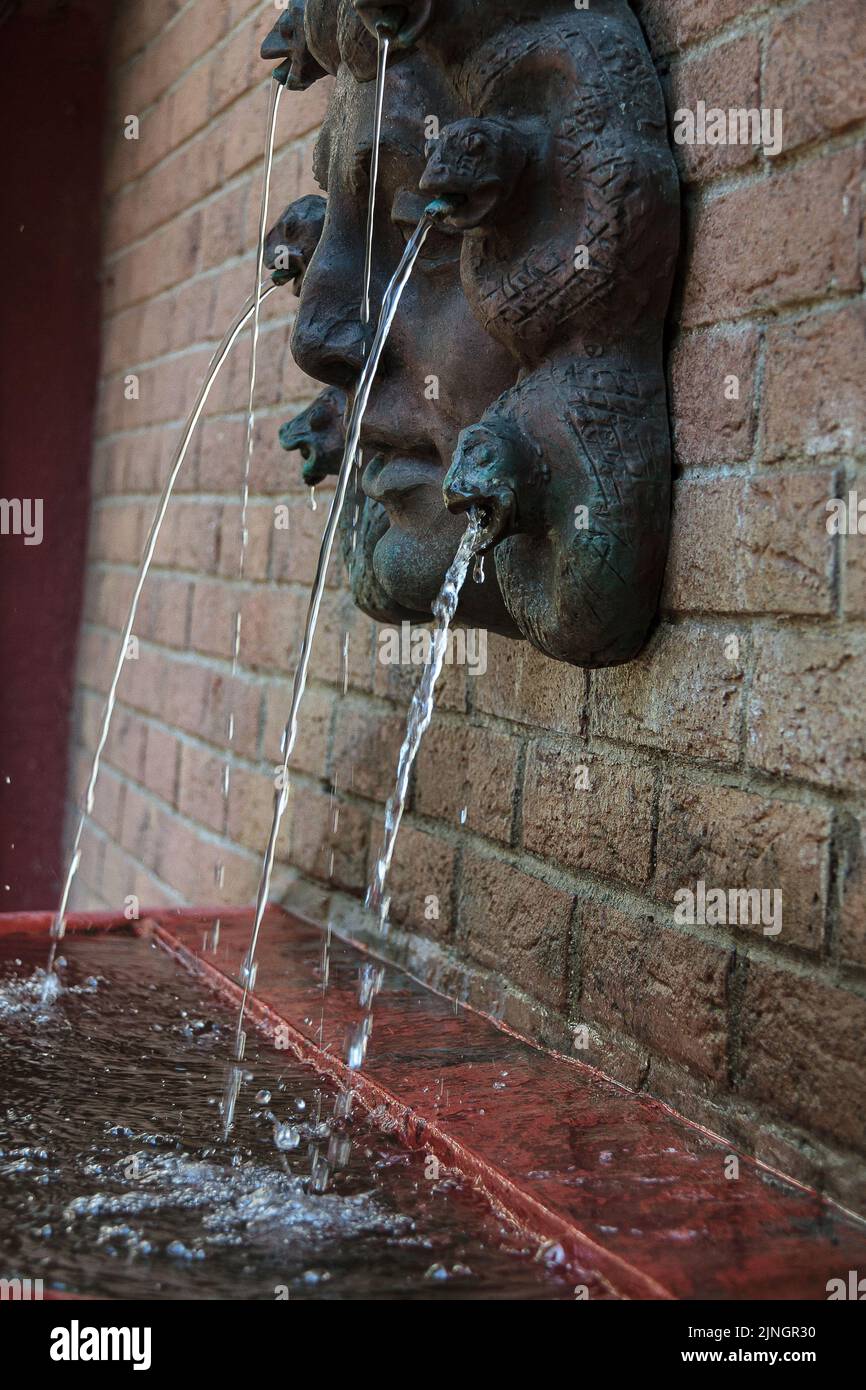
[0,932,572,1300]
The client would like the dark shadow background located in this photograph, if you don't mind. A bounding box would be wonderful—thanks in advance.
[0,0,112,906]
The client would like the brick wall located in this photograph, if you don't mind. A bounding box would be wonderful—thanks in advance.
[69,0,866,1211]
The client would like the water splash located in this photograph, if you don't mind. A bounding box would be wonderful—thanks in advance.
[49,283,279,979]
[223,213,438,1136]
[366,512,483,928]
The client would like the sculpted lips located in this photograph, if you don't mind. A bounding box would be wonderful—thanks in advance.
[362,452,442,504]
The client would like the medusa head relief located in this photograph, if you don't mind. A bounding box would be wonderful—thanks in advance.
[262,0,680,666]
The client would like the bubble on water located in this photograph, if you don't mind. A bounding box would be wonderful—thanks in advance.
[273,1122,301,1152]
[536,1241,567,1267]
[166,1239,205,1261]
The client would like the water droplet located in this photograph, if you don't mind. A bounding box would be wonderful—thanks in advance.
[309,1152,330,1193]
[309,486,317,511]
[273,1122,301,1151]
[255,1090,271,1105]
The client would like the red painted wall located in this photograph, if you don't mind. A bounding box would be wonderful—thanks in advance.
[0,1,111,907]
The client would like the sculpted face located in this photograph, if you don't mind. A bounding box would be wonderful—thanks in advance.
[272,0,680,667]
[290,56,521,632]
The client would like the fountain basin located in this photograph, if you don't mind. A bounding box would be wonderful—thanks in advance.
[2,906,864,1300]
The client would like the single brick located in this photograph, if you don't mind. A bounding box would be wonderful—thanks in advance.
[580,902,731,1081]
[740,961,866,1152]
[262,681,333,782]
[654,779,830,951]
[764,0,866,154]
[682,149,861,327]
[105,706,147,783]
[216,502,273,583]
[385,823,457,941]
[330,700,410,804]
[668,325,758,467]
[667,35,761,183]
[591,622,745,766]
[136,574,193,649]
[289,788,370,893]
[188,580,239,661]
[177,740,229,835]
[664,472,836,617]
[415,721,520,843]
[270,500,339,589]
[522,742,654,889]
[310,588,376,693]
[764,304,866,463]
[461,853,573,1010]
[634,0,762,53]
[226,764,290,857]
[473,632,587,733]
[748,629,866,792]
[373,628,468,713]
[235,586,304,672]
[133,650,261,756]
[142,723,180,807]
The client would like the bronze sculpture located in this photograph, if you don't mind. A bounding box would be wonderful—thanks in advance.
[263,0,680,666]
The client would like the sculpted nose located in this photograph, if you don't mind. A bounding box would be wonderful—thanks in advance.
[290,225,367,389]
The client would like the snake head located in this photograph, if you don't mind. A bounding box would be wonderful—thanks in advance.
[443,422,523,552]
[279,387,347,486]
[350,1,434,50]
[264,195,326,291]
[261,0,328,89]
[419,119,529,232]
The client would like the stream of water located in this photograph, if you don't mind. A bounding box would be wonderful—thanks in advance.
[222,213,438,1136]
[218,78,284,899]
[48,282,280,980]
[335,513,483,1092]
[367,513,483,930]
